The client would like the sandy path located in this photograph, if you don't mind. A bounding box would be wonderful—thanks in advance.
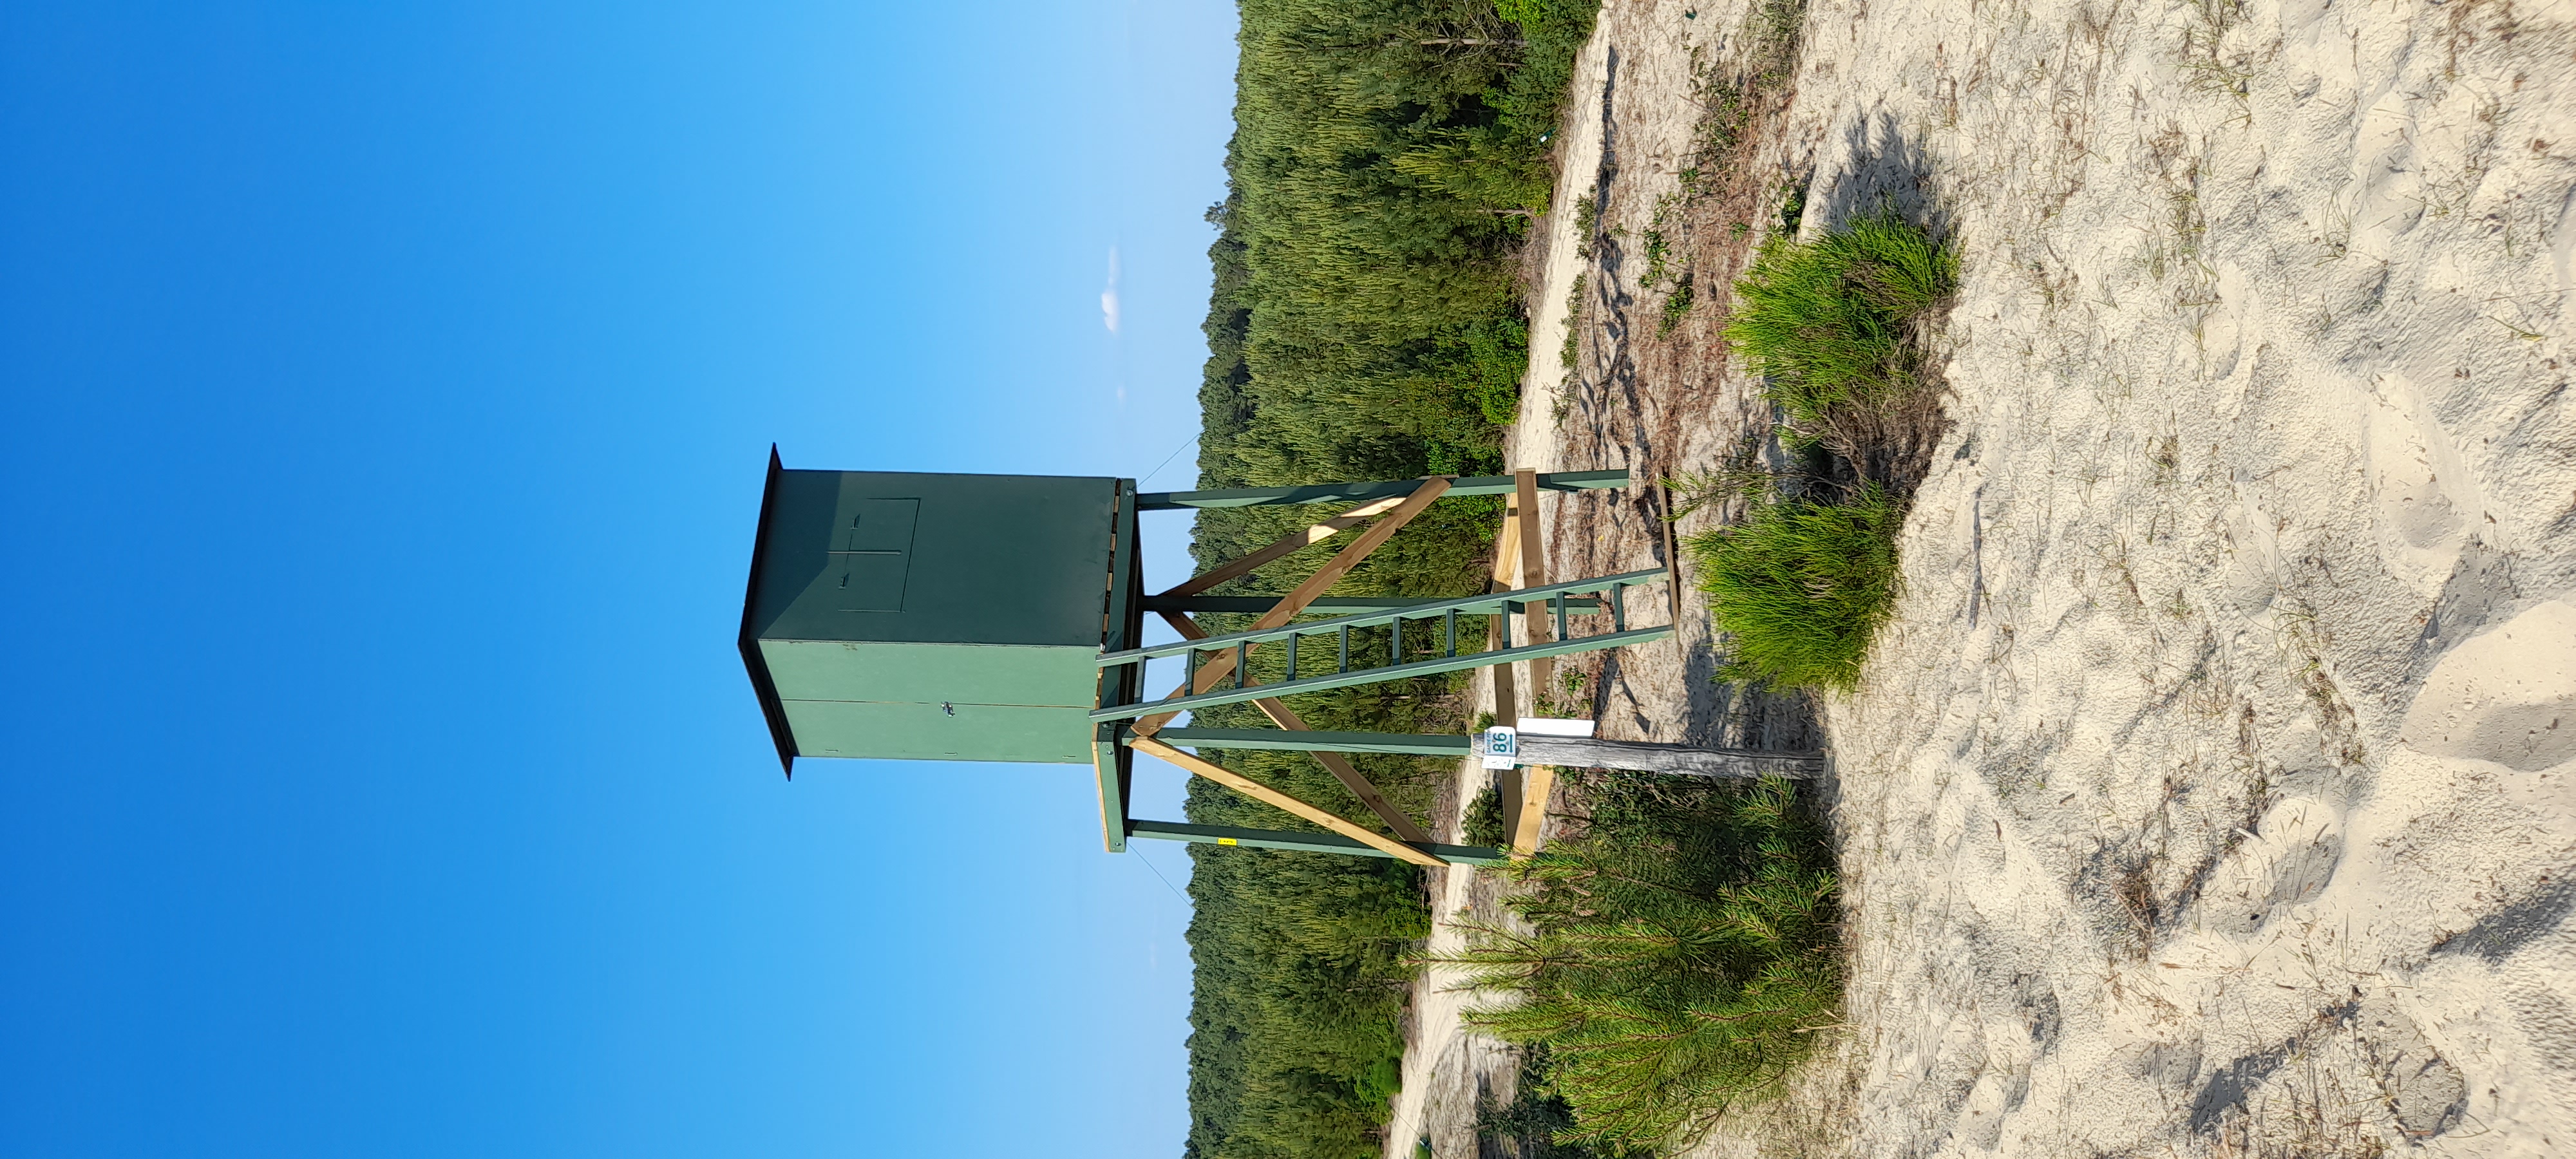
[1391,0,2576,1154]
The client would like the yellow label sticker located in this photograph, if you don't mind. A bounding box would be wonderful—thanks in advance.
[1217,837,1238,845]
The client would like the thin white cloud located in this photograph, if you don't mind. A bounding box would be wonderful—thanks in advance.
[1101,246,1122,335]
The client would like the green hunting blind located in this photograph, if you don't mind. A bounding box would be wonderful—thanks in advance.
[737,451,1144,768]
[739,449,1820,867]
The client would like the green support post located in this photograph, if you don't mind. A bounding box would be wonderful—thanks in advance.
[1142,728,1473,757]
[1092,480,1141,851]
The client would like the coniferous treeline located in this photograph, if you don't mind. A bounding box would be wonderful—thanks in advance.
[1179,3,1596,1158]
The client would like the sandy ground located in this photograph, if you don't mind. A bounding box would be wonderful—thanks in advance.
[1388,0,2576,1154]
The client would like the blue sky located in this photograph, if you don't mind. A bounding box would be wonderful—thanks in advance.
[1,3,1235,1155]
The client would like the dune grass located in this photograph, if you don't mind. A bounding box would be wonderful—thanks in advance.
[1723,209,1955,427]
[1686,209,1951,691]
[1685,484,1903,691]
[1434,773,1842,1154]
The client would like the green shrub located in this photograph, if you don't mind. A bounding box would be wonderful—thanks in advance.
[1463,782,1510,848]
[1685,485,1901,691]
[1722,210,1953,426]
[1476,1047,1615,1158]
[1435,775,1841,1153]
[1689,209,1949,692]
[1454,315,1533,426]
[1493,0,1604,158]
[1656,273,1694,337]
[1394,126,1556,213]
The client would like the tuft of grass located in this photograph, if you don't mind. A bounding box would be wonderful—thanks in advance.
[1657,273,1696,337]
[1685,485,1902,691]
[1432,774,1842,1153]
[1642,227,1672,285]
[1683,210,1950,692]
[1723,210,1953,427]
[1561,272,1587,371]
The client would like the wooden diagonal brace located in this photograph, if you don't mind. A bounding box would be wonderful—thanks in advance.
[1158,495,1407,599]
[1154,608,1432,845]
[1129,735,1443,868]
[1134,476,1454,732]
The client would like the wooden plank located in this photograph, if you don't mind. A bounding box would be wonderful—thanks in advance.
[1658,478,1684,623]
[1126,820,1508,866]
[1508,475,1551,862]
[1515,735,1822,778]
[1151,609,1432,843]
[1129,735,1444,867]
[1236,476,1454,637]
[1486,496,1522,724]
[1159,496,1405,599]
[1517,468,1555,700]
[1489,499,1522,587]
[1139,469,1629,510]
[1511,764,1555,859]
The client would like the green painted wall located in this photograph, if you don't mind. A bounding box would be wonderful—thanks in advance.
[748,470,1119,648]
[743,468,1123,766]
[779,699,1094,764]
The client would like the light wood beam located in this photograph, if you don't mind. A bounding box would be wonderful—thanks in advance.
[1510,470,1552,860]
[1130,735,1443,867]
[1152,609,1433,844]
[1489,500,1523,588]
[1510,764,1555,859]
[1158,496,1407,599]
[1516,469,1554,699]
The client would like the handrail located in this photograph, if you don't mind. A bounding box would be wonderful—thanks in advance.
[1095,567,1667,668]
[1089,625,1674,721]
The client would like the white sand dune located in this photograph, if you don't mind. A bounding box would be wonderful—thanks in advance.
[1390,0,2576,1154]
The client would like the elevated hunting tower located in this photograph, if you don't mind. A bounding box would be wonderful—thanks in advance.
[739,450,1819,867]
[737,456,1135,767]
